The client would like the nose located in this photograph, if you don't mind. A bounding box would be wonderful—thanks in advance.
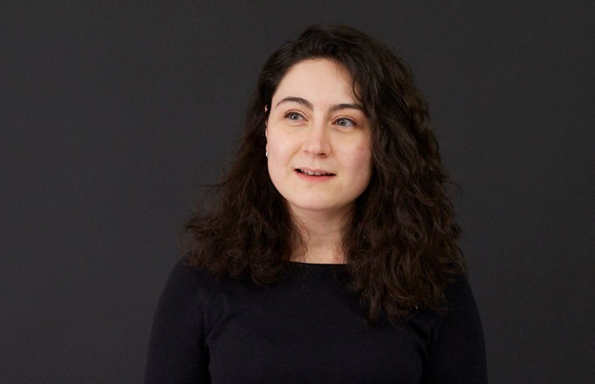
[302,121,331,157]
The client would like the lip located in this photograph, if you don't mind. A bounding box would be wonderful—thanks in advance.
[295,167,335,175]
[294,168,335,182]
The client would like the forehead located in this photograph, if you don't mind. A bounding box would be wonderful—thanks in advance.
[272,58,358,105]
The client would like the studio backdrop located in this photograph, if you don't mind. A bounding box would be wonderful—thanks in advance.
[2,1,593,383]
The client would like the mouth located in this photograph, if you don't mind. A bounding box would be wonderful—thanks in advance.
[294,168,336,177]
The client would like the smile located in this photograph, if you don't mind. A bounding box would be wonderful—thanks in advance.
[295,168,336,181]
[295,167,335,176]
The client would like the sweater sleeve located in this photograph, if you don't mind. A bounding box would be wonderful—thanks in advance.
[144,258,212,383]
[422,273,488,383]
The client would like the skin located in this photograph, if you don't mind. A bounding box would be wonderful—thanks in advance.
[264,58,373,264]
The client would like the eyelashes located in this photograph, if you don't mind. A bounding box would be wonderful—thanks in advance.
[284,111,306,122]
[284,111,357,128]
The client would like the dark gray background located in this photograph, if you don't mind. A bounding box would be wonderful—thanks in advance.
[3,1,593,383]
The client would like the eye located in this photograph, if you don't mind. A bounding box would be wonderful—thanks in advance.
[335,117,357,128]
[284,111,304,121]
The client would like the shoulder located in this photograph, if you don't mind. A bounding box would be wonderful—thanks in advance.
[434,271,486,350]
[407,272,478,337]
[443,272,479,314]
[421,272,488,381]
[156,256,223,313]
[169,256,216,285]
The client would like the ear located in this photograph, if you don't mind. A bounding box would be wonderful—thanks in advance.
[264,104,269,138]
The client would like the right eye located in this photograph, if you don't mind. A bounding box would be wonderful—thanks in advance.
[284,111,304,121]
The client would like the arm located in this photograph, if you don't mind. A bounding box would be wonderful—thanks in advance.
[144,258,211,383]
[422,273,488,383]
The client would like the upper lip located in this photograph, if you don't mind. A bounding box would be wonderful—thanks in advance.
[296,167,335,175]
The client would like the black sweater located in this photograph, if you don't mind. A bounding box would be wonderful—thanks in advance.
[144,258,487,383]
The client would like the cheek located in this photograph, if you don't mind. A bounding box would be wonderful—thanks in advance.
[267,135,297,178]
[268,137,290,164]
[269,129,301,160]
[343,142,372,173]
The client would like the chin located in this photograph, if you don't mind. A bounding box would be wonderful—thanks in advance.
[287,199,346,213]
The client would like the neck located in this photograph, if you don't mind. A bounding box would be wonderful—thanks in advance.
[288,204,352,264]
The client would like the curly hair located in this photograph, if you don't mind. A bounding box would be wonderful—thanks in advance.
[180,24,467,327]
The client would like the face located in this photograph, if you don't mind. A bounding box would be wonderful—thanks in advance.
[265,58,372,218]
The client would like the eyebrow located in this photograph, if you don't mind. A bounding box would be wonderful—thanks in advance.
[275,96,365,114]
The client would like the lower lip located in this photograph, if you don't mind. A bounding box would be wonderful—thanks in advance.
[295,170,335,182]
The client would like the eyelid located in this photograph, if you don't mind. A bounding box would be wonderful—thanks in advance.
[284,111,305,120]
[335,116,357,127]
[284,111,357,127]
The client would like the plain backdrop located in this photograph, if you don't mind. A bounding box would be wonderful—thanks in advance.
[2,1,593,383]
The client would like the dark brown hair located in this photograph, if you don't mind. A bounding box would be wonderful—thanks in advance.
[181,24,467,327]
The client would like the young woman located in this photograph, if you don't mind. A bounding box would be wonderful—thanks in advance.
[144,24,487,383]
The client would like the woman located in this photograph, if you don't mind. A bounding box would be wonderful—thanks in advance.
[144,24,487,383]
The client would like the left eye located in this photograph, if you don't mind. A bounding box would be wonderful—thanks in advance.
[335,117,356,127]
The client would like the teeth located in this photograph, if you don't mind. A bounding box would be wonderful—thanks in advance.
[300,169,331,176]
